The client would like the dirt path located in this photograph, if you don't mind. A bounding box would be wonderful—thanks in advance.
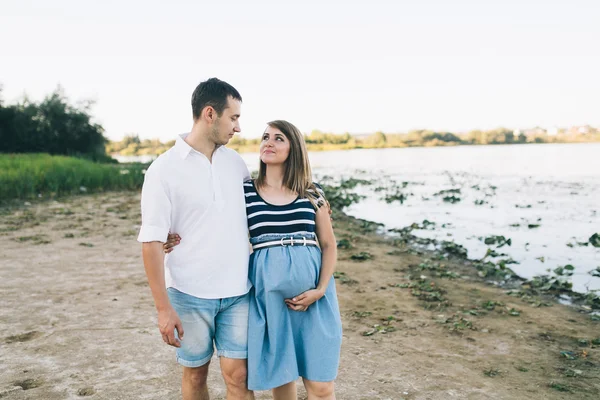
[1,192,598,399]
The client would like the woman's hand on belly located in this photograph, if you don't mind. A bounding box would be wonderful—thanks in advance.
[284,288,325,312]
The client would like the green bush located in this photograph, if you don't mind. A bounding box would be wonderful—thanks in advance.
[0,154,146,201]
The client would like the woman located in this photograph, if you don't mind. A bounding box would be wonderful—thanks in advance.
[166,120,342,400]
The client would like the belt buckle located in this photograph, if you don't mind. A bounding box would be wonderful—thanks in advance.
[281,237,287,247]
[303,237,307,246]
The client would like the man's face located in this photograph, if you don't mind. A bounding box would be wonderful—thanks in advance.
[210,96,241,146]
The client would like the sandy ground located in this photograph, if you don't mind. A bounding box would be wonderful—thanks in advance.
[0,191,598,400]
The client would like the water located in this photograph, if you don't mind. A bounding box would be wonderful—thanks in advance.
[112,154,157,163]
[242,143,600,292]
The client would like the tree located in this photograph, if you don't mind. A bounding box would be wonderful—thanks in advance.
[0,86,108,158]
[365,131,387,147]
[305,129,326,144]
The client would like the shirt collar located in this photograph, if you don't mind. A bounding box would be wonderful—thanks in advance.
[174,133,193,160]
[173,133,225,160]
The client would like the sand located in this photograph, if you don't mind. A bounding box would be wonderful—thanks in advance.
[0,191,598,399]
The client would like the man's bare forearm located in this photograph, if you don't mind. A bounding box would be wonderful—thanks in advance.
[142,242,171,312]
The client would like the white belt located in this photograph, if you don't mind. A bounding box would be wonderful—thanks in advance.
[252,237,318,250]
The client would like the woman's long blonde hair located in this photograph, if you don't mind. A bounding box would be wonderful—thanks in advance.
[255,120,327,209]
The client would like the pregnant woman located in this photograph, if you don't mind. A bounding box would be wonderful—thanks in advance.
[244,120,342,399]
[165,120,342,400]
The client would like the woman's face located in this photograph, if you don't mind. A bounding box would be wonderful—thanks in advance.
[260,125,290,165]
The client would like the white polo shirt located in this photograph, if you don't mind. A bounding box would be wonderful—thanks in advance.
[137,133,251,299]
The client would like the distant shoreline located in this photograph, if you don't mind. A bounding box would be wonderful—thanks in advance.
[110,137,600,158]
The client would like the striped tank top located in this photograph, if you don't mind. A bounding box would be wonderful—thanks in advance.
[244,180,326,239]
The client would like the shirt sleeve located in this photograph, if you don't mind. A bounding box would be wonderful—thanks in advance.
[237,153,251,181]
[137,163,171,243]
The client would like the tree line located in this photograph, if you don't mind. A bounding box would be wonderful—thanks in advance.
[107,126,600,155]
[2,86,597,159]
[0,87,111,161]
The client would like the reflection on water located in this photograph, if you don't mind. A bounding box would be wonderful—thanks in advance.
[243,143,600,292]
[112,154,157,164]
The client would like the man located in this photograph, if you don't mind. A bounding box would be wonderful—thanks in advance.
[137,78,253,400]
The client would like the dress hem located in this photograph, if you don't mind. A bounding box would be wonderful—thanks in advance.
[248,373,338,391]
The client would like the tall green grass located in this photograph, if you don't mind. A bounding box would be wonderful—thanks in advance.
[0,154,147,201]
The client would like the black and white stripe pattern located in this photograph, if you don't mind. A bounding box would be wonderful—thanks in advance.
[244,180,326,238]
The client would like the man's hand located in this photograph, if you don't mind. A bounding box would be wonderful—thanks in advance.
[158,306,184,347]
[284,289,325,312]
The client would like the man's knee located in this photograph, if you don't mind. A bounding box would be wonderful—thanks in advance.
[222,363,247,388]
[183,364,210,388]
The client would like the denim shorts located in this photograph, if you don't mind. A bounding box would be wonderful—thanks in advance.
[167,288,250,367]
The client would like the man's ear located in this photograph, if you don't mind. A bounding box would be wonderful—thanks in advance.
[202,106,216,123]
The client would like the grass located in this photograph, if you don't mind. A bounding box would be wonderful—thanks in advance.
[333,271,359,285]
[0,153,146,201]
[483,368,500,377]
[549,382,571,392]
[13,235,51,245]
[350,251,373,261]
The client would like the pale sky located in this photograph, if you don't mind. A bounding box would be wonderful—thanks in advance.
[1,0,599,140]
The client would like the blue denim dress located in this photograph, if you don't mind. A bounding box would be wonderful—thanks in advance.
[247,233,343,391]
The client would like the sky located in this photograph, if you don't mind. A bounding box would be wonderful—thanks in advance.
[1,0,599,140]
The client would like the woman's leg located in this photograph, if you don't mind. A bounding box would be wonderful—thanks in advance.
[302,378,335,400]
[272,381,297,400]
